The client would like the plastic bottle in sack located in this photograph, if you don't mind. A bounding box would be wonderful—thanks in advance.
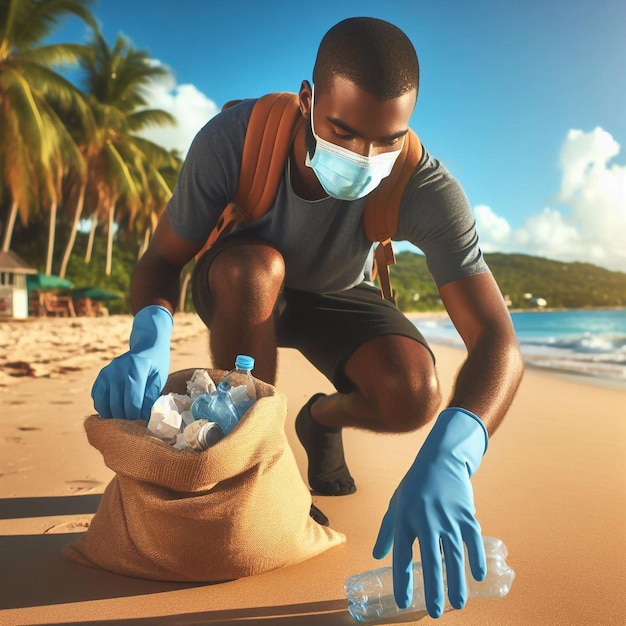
[344,536,515,623]
[190,355,257,437]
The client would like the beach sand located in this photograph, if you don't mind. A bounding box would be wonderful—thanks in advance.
[0,314,625,625]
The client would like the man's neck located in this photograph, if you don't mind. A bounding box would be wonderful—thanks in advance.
[289,122,328,201]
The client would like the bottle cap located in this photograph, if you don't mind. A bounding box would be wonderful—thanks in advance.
[235,354,255,370]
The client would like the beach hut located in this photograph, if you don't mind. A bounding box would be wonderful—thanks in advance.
[0,251,37,319]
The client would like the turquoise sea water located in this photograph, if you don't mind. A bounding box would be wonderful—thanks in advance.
[410,308,626,387]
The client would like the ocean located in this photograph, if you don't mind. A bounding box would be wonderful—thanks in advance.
[409,308,626,388]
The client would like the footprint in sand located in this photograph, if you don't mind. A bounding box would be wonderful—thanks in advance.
[57,366,83,374]
[44,519,91,534]
[3,436,24,444]
[65,479,103,494]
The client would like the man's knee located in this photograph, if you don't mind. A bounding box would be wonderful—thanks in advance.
[377,364,441,432]
[209,243,285,313]
[346,337,441,433]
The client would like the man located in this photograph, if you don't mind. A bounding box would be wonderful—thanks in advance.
[92,17,523,618]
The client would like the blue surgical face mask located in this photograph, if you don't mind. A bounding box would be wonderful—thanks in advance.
[305,86,403,201]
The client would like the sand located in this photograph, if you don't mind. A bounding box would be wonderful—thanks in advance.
[0,314,625,625]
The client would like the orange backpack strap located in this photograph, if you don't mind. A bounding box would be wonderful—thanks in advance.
[372,241,397,301]
[196,92,301,258]
[363,129,423,301]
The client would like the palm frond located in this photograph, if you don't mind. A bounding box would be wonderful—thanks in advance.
[18,42,93,68]
[131,135,178,167]
[19,60,92,119]
[38,98,86,175]
[105,141,140,201]
[3,0,97,52]
[0,0,24,58]
[127,108,177,132]
[1,103,37,220]
[82,32,174,113]
[0,66,48,155]
[148,165,173,198]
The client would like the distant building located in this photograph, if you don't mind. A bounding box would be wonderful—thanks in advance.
[0,251,37,319]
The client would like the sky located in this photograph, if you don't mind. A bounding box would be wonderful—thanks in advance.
[47,0,626,272]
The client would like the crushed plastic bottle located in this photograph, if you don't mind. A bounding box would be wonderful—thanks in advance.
[186,368,216,399]
[190,355,257,439]
[345,536,515,623]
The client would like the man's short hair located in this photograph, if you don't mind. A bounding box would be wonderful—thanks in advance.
[313,17,419,100]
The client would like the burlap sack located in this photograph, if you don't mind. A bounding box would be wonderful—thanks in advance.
[63,368,345,581]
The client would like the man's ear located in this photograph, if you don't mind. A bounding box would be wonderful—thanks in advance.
[298,80,312,117]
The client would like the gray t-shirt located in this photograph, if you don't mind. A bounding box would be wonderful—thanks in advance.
[167,98,489,292]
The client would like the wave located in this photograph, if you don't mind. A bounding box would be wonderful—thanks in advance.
[519,334,626,384]
[520,334,626,357]
[410,315,626,386]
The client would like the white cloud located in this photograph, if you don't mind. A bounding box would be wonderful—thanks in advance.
[473,204,512,244]
[475,127,626,272]
[136,72,219,157]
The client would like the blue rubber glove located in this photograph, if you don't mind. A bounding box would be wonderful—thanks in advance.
[91,305,173,420]
[372,408,489,618]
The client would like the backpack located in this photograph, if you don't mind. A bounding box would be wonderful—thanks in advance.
[198,92,423,301]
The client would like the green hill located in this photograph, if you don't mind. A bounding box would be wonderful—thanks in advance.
[389,252,626,311]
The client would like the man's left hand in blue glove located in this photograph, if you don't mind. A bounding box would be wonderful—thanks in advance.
[373,407,489,619]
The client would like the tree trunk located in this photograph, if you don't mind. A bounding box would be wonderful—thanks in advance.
[59,182,87,278]
[45,198,58,276]
[179,269,192,312]
[85,212,97,263]
[137,226,151,259]
[105,200,117,276]
[1,199,19,252]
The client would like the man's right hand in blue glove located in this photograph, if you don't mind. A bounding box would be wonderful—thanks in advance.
[92,305,173,420]
[372,408,488,618]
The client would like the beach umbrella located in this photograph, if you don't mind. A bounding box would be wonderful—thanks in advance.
[26,273,73,291]
[69,286,123,301]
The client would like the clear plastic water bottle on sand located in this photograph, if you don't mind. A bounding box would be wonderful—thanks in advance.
[345,536,515,623]
[190,355,257,439]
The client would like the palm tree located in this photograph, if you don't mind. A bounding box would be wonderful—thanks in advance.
[78,32,177,275]
[0,0,96,254]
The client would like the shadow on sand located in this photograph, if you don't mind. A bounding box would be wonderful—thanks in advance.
[0,494,427,625]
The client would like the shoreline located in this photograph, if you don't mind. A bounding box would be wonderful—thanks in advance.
[406,310,626,391]
[2,313,625,391]
[431,339,626,391]
[403,305,626,314]
[432,340,626,391]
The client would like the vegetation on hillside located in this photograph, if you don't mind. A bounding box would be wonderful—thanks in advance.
[389,251,626,311]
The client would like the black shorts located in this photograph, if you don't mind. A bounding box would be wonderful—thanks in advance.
[192,236,434,393]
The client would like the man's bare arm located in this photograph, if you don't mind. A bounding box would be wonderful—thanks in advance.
[439,272,524,436]
[131,212,205,315]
